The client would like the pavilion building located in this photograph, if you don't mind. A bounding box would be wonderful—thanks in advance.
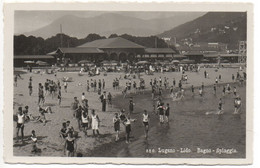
[49,37,176,64]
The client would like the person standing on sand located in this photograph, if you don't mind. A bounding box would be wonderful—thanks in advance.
[142,110,149,139]
[16,107,25,143]
[199,88,203,97]
[191,85,194,96]
[58,89,61,106]
[113,113,120,141]
[233,86,237,96]
[75,106,83,131]
[71,97,79,118]
[108,92,112,107]
[178,80,182,91]
[28,80,33,96]
[102,79,105,90]
[129,97,134,114]
[165,103,170,123]
[123,115,136,143]
[14,75,18,87]
[60,122,68,141]
[64,132,77,157]
[31,130,41,154]
[100,91,107,112]
[217,98,224,115]
[64,81,68,93]
[213,84,217,95]
[234,96,242,114]
[81,111,89,136]
[157,102,165,124]
[38,83,45,105]
[91,110,100,136]
[222,86,226,96]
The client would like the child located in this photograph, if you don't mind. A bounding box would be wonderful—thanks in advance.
[31,130,41,154]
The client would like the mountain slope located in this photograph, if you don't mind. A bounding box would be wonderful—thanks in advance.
[23,12,204,39]
[158,12,247,49]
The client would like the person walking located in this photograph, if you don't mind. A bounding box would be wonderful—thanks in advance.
[28,81,33,96]
[71,97,79,118]
[113,113,120,141]
[100,91,107,112]
[129,97,134,114]
[91,110,100,136]
[64,132,77,157]
[157,102,165,124]
[165,103,170,123]
[81,111,89,136]
[142,110,149,139]
[123,115,136,143]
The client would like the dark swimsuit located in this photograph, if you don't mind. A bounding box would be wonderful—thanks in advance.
[66,139,74,153]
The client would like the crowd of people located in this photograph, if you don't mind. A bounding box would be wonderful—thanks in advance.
[13,64,246,157]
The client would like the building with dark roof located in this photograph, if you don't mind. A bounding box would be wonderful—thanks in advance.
[49,37,176,64]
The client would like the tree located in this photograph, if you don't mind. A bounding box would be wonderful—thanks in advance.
[108,34,118,38]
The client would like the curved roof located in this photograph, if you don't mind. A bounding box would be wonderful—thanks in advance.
[58,47,104,54]
[77,37,145,49]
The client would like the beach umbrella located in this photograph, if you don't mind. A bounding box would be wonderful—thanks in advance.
[221,59,230,63]
[137,60,149,64]
[201,59,209,62]
[36,60,46,64]
[78,60,91,64]
[171,60,180,63]
[24,60,34,64]
[35,60,49,66]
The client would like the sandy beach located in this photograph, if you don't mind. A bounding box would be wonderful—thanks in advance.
[13,67,246,157]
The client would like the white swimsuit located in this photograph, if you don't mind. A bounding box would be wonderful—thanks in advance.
[82,114,88,123]
[91,114,99,130]
[143,114,149,122]
[17,114,25,124]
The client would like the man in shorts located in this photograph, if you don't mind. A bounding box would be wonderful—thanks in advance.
[157,102,165,124]
[16,107,25,143]
[142,110,149,139]
[71,97,79,118]
[38,83,45,105]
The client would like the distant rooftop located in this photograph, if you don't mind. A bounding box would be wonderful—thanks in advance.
[145,48,176,54]
[77,37,145,49]
[57,47,104,54]
[14,55,54,59]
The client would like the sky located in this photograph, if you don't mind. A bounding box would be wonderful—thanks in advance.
[14,11,206,35]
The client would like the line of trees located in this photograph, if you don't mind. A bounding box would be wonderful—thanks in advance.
[14,33,175,55]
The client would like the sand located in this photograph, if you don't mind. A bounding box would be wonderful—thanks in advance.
[13,67,245,157]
